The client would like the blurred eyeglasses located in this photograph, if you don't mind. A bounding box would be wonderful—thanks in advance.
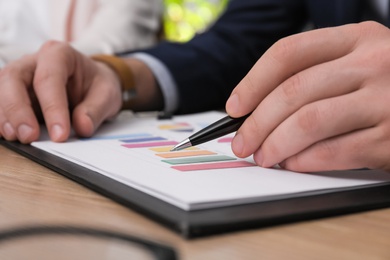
[0,225,177,260]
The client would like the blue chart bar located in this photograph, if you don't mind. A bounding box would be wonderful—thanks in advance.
[120,137,167,143]
[80,133,152,141]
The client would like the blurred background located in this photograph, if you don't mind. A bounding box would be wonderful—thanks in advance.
[163,0,228,42]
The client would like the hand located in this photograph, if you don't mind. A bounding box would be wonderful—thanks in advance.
[226,21,390,172]
[0,41,122,143]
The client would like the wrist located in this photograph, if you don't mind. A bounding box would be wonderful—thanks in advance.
[123,58,164,111]
[91,54,136,110]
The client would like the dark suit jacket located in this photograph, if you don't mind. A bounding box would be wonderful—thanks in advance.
[141,0,374,114]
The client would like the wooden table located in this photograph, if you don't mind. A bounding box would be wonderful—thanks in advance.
[1,144,390,259]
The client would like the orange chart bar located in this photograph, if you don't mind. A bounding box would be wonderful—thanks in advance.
[156,150,216,159]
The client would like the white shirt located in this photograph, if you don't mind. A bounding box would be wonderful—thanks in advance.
[0,0,162,66]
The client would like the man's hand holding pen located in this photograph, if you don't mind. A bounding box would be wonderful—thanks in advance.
[226,22,390,173]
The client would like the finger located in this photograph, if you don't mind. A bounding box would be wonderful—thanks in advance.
[226,23,361,118]
[0,107,16,141]
[0,109,10,140]
[0,55,40,143]
[72,63,122,137]
[0,106,2,139]
[0,104,2,139]
[279,125,390,172]
[255,88,381,168]
[33,41,75,142]
[232,54,363,158]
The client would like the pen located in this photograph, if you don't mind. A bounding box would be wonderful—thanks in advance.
[170,113,251,151]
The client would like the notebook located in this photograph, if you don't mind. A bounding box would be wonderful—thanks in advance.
[3,111,390,238]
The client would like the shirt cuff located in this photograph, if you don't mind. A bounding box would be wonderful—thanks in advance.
[127,52,179,114]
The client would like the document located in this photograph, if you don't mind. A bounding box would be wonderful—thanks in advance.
[32,111,390,210]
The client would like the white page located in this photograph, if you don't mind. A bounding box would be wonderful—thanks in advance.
[32,111,390,210]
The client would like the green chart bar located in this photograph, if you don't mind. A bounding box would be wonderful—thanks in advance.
[162,155,236,165]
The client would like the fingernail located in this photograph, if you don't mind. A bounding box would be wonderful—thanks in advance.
[226,93,240,115]
[18,124,33,142]
[232,133,244,156]
[3,122,15,138]
[254,149,264,166]
[51,124,64,141]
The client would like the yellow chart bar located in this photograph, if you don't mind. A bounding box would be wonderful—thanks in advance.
[156,150,216,158]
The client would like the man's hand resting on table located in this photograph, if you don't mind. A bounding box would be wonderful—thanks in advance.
[0,41,122,144]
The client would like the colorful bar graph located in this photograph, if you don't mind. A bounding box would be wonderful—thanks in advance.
[109,129,251,172]
[172,161,256,171]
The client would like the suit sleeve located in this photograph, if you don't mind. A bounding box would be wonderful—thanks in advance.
[141,0,308,114]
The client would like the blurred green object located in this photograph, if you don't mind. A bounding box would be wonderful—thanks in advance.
[163,0,229,42]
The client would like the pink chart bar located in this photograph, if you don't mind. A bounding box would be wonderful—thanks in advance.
[122,141,178,149]
[218,137,234,143]
[172,161,256,172]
